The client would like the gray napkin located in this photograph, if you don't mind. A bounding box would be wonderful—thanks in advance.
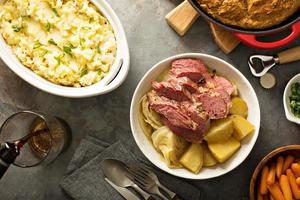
[60,135,203,200]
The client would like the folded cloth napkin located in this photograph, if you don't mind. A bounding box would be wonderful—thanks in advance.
[60,135,203,200]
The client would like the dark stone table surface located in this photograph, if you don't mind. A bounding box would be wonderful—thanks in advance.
[0,0,300,199]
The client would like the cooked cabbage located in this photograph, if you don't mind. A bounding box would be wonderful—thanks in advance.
[0,0,116,87]
[138,97,153,140]
[151,126,188,168]
[141,95,163,129]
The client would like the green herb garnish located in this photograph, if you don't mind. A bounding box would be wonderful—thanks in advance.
[54,53,65,65]
[63,46,72,55]
[82,26,91,30]
[290,82,300,117]
[80,68,88,77]
[45,22,51,32]
[80,38,85,48]
[52,8,59,17]
[48,39,57,45]
[12,25,22,32]
[33,41,42,49]
[96,45,101,54]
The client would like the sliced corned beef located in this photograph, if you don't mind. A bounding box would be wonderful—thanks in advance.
[193,88,230,119]
[147,90,197,130]
[152,81,191,102]
[202,74,235,96]
[171,77,199,93]
[162,118,204,143]
[181,101,210,133]
[170,58,208,82]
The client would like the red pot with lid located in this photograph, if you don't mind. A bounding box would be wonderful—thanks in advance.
[188,0,300,49]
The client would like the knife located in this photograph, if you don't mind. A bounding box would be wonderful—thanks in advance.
[105,178,140,200]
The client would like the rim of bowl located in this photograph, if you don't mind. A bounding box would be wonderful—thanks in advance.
[283,73,300,124]
[249,145,300,200]
[130,53,261,179]
[0,0,130,98]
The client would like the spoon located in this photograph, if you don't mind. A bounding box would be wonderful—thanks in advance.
[101,159,154,200]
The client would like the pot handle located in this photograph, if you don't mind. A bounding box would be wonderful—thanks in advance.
[233,21,300,49]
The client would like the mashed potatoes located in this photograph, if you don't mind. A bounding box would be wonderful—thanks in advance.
[0,0,117,87]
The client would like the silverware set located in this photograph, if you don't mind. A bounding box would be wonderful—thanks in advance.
[101,159,181,200]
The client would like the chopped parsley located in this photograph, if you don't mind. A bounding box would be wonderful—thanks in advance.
[45,22,51,32]
[12,25,22,32]
[80,38,85,48]
[63,46,72,56]
[52,8,59,17]
[48,39,57,45]
[33,41,42,49]
[96,45,101,54]
[80,68,88,77]
[54,53,65,65]
[82,26,91,30]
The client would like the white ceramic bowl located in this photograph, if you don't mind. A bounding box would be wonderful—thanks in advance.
[283,73,300,124]
[130,53,261,179]
[0,0,129,98]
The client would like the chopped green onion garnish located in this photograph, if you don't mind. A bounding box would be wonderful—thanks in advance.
[80,68,88,77]
[48,39,57,45]
[289,82,300,118]
[96,45,101,54]
[45,22,51,32]
[12,25,22,32]
[80,38,85,48]
[54,53,65,65]
[82,26,91,30]
[52,8,59,17]
[63,46,72,55]
[33,41,42,49]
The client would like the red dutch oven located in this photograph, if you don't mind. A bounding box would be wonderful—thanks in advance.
[188,0,300,49]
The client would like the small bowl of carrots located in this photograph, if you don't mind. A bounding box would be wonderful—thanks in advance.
[250,145,300,200]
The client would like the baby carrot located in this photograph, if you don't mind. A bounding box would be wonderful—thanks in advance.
[283,155,295,172]
[296,177,300,185]
[291,163,300,177]
[257,192,263,200]
[267,163,276,185]
[287,169,300,199]
[263,195,269,200]
[276,156,284,178]
[267,183,285,200]
[260,165,270,195]
[279,175,293,200]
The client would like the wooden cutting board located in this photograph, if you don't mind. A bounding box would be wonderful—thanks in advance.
[165,0,240,54]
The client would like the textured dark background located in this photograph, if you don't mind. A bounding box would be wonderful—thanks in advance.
[0,0,300,199]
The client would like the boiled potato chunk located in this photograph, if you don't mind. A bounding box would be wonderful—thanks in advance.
[202,143,218,167]
[229,97,248,118]
[208,137,240,163]
[152,126,188,168]
[179,144,204,173]
[204,118,233,143]
[230,115,255,141]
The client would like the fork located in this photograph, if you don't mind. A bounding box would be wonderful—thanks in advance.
[127,165,181,200]
[126,167,169,200]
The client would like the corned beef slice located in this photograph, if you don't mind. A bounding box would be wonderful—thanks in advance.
[152,81,191,102]
[170,59,208,82]
[147,90,209,143]
[172,77,199,93]
[147,90,197,130]
[203,74,235,96]
[162,118,204,143]
[193,88,231,119]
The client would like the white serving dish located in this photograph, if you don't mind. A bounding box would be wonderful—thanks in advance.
[130,53,261,179]
[283,73,300,124]
[0,0,130,98]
